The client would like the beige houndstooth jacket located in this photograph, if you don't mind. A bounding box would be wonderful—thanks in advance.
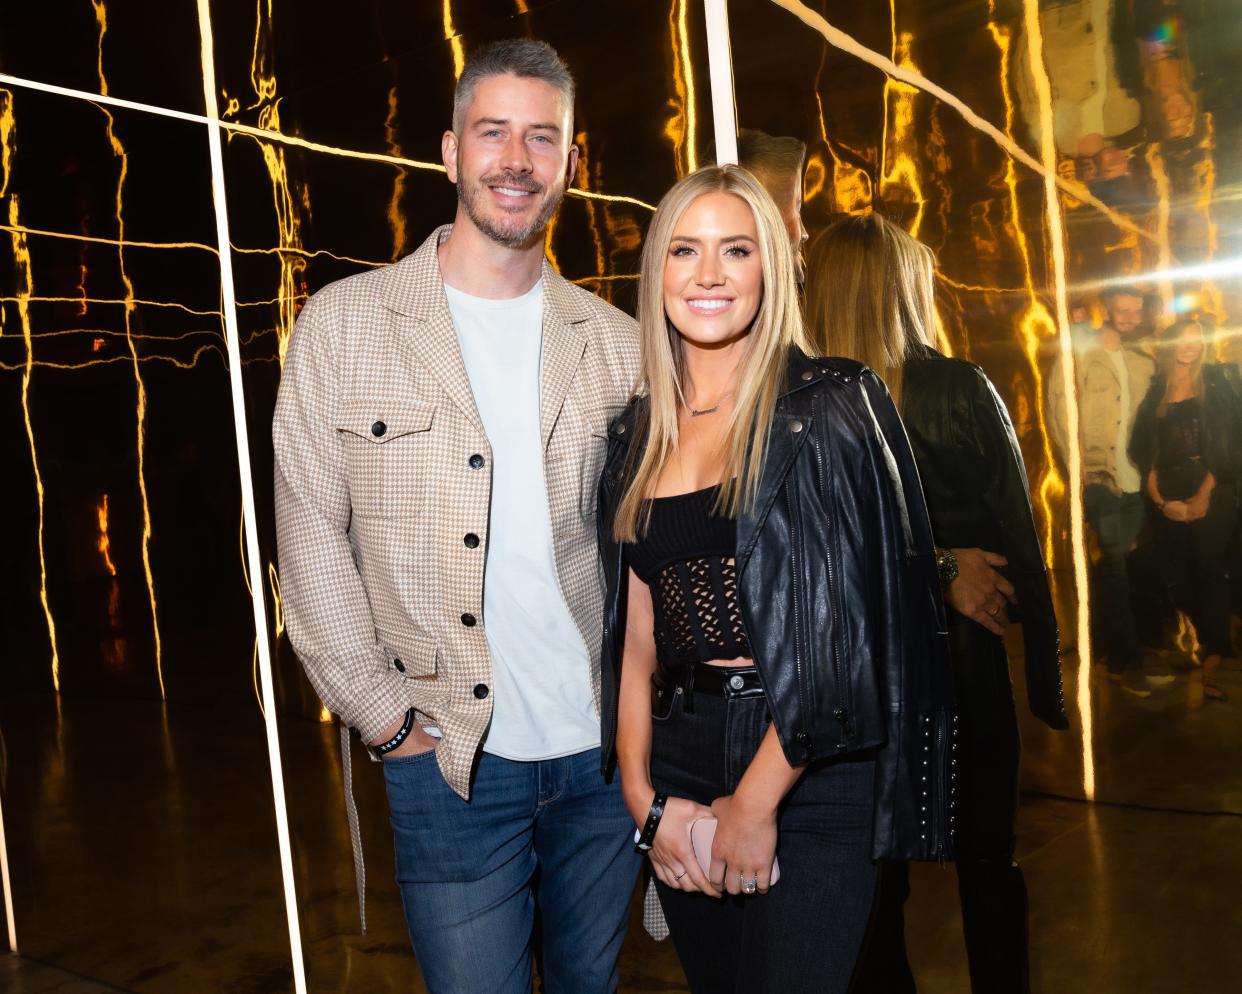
[274,225,640,801]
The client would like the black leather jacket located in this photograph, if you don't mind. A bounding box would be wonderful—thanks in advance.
[902,344,1068,730]
[598,350,956,862]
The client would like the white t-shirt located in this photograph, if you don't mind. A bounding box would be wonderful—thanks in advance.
[444,279,600,760]
[1106,348,1142,494]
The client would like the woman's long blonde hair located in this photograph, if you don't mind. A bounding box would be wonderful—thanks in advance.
[1156,318,1211,415]
[613,165,811,542]
[803,212,937,406]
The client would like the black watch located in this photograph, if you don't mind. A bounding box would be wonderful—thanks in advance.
[936,547,959,587]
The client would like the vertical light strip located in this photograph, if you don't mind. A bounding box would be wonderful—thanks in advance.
[1022,0,1094,799]
[0,769,15,952]
[195,2,307,988]
[702,0,737,164]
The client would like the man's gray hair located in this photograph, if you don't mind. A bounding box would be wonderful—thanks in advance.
[452,39,575,133]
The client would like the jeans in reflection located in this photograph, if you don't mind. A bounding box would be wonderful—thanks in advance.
[383,746,639,994]
[1084,484,1146,672]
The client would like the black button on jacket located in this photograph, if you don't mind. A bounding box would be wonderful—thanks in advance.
[597,349,957,863]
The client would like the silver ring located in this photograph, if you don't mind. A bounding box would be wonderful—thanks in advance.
[740,875,757,895]
[673,868,688,880]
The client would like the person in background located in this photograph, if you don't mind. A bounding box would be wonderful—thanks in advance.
[734,128,809,273]
[598,167,955,993]
[805,212,1068,994]
[1049,285,1164,697]
[1130,318,1242,700]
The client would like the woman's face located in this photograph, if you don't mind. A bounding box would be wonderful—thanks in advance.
[662,191,763,350]
[1174,324,1204,366]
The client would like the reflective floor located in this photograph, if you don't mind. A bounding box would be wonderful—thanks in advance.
[4,655,1241,994]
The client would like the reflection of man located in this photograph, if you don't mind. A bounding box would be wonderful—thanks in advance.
[734,128,808,272]
[1050,286,1162,696]
[273,39,641,992]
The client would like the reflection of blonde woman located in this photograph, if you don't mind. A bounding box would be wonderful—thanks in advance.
[595,166,955,993]
[1130,319,1242,700]
[805,212,1066,994]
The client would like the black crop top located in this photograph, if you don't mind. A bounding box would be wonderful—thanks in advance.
[624,485,752,666]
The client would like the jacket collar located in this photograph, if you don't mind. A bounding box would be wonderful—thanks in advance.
[384,224,593,442]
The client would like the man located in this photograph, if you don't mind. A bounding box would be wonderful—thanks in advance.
[273,39,641,993]
[734,128,808,276]
[1050,285,1163,697]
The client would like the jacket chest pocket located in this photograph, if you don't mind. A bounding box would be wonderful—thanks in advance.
[337,402,436,519]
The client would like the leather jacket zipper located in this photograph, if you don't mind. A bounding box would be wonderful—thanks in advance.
[784,487,811,752]
[811,428,850,737]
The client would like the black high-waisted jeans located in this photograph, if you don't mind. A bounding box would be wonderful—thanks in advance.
[649,666,878,994]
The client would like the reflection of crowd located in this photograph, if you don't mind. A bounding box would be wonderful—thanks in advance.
[1051,289,1242,700]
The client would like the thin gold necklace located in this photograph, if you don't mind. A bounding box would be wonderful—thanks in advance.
[686,391,732,417]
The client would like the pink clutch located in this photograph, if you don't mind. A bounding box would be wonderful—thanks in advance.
[689,817,781,885]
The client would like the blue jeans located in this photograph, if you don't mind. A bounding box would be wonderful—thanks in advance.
[383,747,641,994]
[1083,484,1145,672]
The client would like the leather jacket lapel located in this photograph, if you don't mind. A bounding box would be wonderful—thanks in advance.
[737,408,812,579]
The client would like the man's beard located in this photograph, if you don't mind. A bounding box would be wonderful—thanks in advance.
[458,168,564,248]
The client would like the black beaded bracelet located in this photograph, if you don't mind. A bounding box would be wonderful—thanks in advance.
[373,708,417,756]
[634,792,668,852]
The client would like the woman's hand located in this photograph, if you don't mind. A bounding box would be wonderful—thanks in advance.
[649,796,721,897]
[1161,499,1190,523]
[1184,477,1215,521]
[707,794,778,896]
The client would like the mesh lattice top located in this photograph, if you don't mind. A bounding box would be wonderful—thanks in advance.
[625,485,752,666]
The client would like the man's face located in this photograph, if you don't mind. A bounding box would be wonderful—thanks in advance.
[1106,293,1144,337]
[443,74,578,248]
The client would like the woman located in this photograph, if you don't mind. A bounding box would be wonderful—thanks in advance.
[805,212,1067,994]
[596,166,955,993]
[1130,318,1242,700]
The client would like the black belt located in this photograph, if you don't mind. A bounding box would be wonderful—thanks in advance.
[654,662,763,713]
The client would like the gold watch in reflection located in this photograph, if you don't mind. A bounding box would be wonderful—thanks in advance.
[936,547,959,587]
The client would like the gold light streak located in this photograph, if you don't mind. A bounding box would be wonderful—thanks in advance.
[985,7,1064,567]
[94,0,165,699]
[1145,143,1174,314]
[237,0,306,366]
[0,294,223,317]
[879,3,925,235]
[1173,611,1201,662]
[96,494,118,576]
[0,91,12,198]
[7,191,61,693]
[572,129,608,287]
[443,1,465,79]
[0,222,217,253]
[384,87,409,261]
[765,0,1156,244]
[0,344,232,373]
[2,87,61,696]
[1022,0,1094,799]
[1192,113,1225,329]
[666,0,699,177]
